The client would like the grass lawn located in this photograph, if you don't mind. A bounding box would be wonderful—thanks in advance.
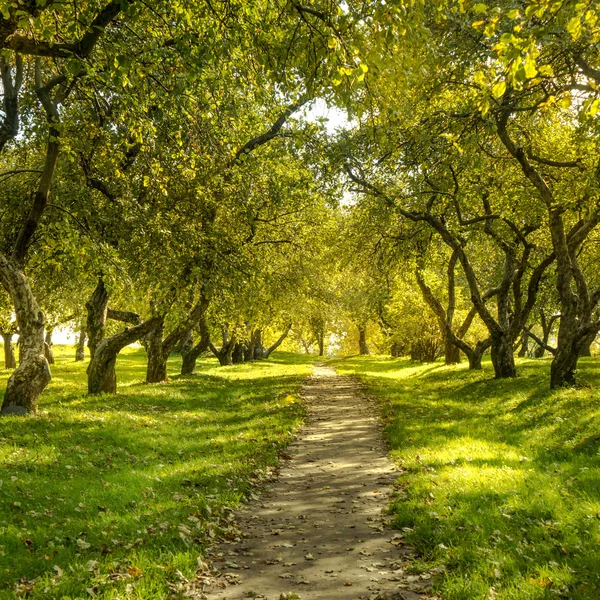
[334,355,600,600]
[0,345,316,600]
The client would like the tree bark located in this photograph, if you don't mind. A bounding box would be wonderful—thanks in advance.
[87,317,162,394]
[232,342,245,364]
[490,334,517,378]
[444,337,460,364]
[517,330,529,358]
[86,278,109,360]
[208,327,237,366]
[0,257,51,414]
[181,315,211,376]
[145,318,167,383]
[75,327,86,361]
[358,325,369,355]
[44,326,54,365]
[145,295,210,383]
[1,332,16,369]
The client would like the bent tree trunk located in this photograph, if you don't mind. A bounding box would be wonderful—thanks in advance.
[181,316,210,376]
[146,295,211,383]
[263,323,292,359]
[75,327,86,361]
[0,257,51,414]
[88,317,162,394]
[358,325,369,355]
[2,332,16,369]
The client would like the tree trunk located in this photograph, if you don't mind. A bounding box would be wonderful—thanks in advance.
[579,331,596,357]
[358,325,369,355]
[232,342,245,364]
[145,319,167,384]
[75,327,86,362]
[550,335,580,388]
[88,317,162,394]
[244,329,262,361]
[490,335,517,378]
[0,257,51,414]
[444,336,461,364]
[86,278,109,360]
[181,316,211,375]
[2,332,16,369]
[317,332,324,357]
[517,330,529,358]
[263,324,292,359]
[44,327,54,365]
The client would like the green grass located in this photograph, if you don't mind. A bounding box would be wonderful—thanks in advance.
[0,345,316,599]
[334,355,600,600]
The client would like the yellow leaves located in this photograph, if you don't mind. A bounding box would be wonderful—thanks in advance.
[566,16,582,41]
[473,71,486,86]
[524,55,538,79]
[538,64,554,77]
[472,20,485,30]
[327,38,337,49]
[590,99,600,117]
[473,3,488,14]
[484,21,497,37]
[492,80,506,98]
[559,95,572,109]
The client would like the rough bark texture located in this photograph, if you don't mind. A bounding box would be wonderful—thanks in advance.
[358,325,370,355]
[86,278,109,360]
[491,335,517,378]
[145,318,167,383]
[75,327,86,361]
[1,332,16,369]
[88,317,162,394]
[0,257,51,414]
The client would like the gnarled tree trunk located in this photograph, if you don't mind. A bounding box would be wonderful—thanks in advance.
[0,257,51,414]
[181,316,210,376]
[146,295,210,383]
[88,317,162,394]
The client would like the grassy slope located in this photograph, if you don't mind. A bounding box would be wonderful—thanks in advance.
[0,346,316,600]
[334,355,600,600]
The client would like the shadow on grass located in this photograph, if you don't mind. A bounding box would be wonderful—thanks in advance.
[0,347,314,600]
[334,354,600,600]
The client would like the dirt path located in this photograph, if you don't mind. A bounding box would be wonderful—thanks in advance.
[203,364,433,600]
